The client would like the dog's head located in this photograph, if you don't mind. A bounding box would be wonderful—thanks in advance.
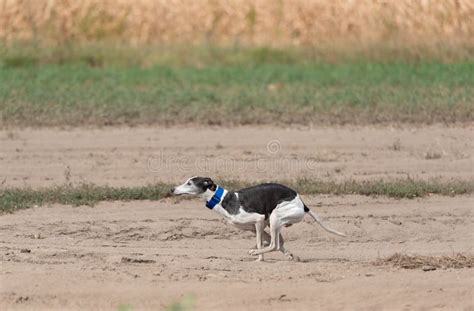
[171,176,216,196]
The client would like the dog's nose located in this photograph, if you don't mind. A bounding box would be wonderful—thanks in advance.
[170,187,175,194]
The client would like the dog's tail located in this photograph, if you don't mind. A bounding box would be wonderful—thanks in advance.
[304,205,346,237]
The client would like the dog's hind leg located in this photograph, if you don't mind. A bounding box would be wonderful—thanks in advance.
[261,231,293,260]
[250,199,305,258]
[278,234,294,260]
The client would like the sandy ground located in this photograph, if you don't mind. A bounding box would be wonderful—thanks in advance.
[0,195,473,310]
[1,125,473,310]
[0,126,473,188]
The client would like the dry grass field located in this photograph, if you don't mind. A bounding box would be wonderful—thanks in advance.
[1,0,473,58]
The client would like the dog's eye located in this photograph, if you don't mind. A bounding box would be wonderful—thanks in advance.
[187,182,191,186]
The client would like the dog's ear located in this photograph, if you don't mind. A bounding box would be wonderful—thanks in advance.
[202,177,216,191]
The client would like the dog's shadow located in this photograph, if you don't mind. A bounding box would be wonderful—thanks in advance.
[240,257,287,264]
[240,257,350,264]
[299,257,350,263]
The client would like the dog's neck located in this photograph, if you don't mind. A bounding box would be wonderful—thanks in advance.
[200,186,228,208]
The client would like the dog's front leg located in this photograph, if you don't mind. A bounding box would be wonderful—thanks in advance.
[249,214,281,256]
[254,220,265,262]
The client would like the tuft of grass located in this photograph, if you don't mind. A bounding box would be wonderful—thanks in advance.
[425,151,443,160]
[375,253,474,269]
[117,304,132,311]
[1,178,472,213]
[165,295,194,311]
[391,139,402,151]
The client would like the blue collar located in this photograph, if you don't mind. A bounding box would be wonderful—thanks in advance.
[206,186,224,209]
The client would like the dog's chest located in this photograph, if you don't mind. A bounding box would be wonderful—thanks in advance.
[221,192,262,223]
[214,205,264,230]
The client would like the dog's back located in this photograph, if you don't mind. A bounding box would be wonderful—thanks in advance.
[235,183,300,218]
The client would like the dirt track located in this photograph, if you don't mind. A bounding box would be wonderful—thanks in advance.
[0,126,473,310]
[0,195,473,310]
[1,126,473,187]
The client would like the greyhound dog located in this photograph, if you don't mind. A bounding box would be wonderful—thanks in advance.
[171,176,345,261]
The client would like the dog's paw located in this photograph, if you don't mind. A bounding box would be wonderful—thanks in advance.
[252,242,269,249]
[248,249,258,256]
[285,253,300,262]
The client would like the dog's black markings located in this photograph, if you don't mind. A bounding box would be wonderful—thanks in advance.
[221,183,308,219]
[220,192,241,215]
[192,177,217,191]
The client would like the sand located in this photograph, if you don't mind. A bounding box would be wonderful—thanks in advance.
[0,195,473,310]
[1,126,472,188]
[0,125,473,310]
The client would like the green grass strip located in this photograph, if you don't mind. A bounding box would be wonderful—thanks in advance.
[1,178,472,213]
[1,61,473,127]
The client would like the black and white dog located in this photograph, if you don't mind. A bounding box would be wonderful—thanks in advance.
[171,177,345,261]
